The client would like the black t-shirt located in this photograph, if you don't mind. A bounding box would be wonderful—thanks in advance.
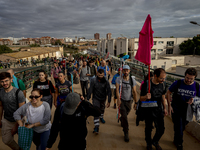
[33,80,55,96]
[56,80,72,96]
[140,80,166,106]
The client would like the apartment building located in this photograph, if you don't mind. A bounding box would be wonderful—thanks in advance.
[19,38,35,45]
[116,38,128,56]
[0,39,13,45]
[101,39,107,54]
[133,37,191,58]
[97,40,102,52]
[64,37,73,42]
[94,33,100,40]
[40,36,51,45]
[107,39,115,55]
[106,33,112,40]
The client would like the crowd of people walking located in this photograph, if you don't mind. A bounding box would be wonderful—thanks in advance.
[0,54,199,150]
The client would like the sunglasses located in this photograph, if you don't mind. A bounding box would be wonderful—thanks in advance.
[29,95,40,99]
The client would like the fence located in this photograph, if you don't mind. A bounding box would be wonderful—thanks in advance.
[14,62,53,89]
[110,55,200,89]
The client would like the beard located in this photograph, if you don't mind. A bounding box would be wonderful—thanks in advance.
[124,73,128,77]
[3,83,11,89]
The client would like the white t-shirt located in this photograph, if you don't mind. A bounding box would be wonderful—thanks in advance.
[27,104,51,133]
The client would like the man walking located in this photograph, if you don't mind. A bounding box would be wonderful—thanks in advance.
[140,68,167,150]
[0,72,26,150]
[167,68,200,150]
[88,60,97,82]
[97,60,110,78]
[87,69,111,134]
[66,60,76,82]
[79,60,90,99]
[46,93,101,150]
[116,65,137,142]
[7,69,26,97]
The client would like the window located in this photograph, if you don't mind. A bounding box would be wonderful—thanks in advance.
[166,49,173,54]
[158,41,164,44]
[120,42,122,47]
[154,41,157,45]
[161,65,165,69]
[158,49,163,52]
[172,60,177,64]
[153,66,157,69]
[167,41,174,46]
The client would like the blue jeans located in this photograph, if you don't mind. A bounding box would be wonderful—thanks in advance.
[89,75,95,82]
[33,129,50,150]
[172,111,188,145]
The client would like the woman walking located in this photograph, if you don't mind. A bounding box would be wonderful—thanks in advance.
[14,88,51,150]
[55,71,72,107]
[51,62,61,84]
[33,70,55,109]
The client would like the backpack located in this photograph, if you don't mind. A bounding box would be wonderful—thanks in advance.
[90,65,96,76]
[16,89,20,105]
[122,75,134,89]
[17,78,20,88]
[16,89,26,107]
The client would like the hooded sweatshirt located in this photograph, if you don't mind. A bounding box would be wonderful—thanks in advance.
[87,76,111,102]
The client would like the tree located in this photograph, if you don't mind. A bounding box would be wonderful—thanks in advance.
[30,44,40,47]
[170,36,174,38]
[179,36,200,55]
[55,40,62,45]
[0,45,13,54]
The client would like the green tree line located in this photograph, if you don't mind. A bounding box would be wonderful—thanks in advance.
[0,45,13,54]
[179,36,200,55]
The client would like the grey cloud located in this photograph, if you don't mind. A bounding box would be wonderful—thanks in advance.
[0,0,200,39]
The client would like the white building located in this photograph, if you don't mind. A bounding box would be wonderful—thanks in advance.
[133,37,191,59]
[116,38,128,56]
[97,40,102,52]
[3,37,25,44]
[101,39,107,54]
[107,39,115,56]
[64,37,73,42]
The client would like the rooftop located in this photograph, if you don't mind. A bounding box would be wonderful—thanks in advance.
[2,47,59,59]
[177,65,200,71]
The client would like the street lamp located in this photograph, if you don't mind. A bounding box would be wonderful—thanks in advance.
[190,21,200,26]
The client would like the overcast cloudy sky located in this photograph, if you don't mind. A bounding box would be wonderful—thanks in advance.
[0,0,200,39]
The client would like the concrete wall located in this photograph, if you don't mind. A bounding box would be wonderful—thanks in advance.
[176,66,200,79]
[151,59,173,70]
[184,56,200,65]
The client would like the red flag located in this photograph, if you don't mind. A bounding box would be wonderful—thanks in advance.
[135,14,154,65]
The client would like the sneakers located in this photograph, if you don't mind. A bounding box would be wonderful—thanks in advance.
[173,141,183,150]
[124,132,129,142]
[177,145,183,150]
[93,127,99,134]
[100,118,106,124]
[146,145,152,150]
[114,103,116,109]
[152,142,162,150]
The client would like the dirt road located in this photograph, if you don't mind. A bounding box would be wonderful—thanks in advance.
[0,82,200,150]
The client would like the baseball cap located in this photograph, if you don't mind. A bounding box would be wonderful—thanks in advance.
[63,93,81,115]
[123,65,130,70]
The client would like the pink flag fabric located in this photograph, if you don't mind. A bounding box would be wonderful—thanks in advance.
[135,14,154,65]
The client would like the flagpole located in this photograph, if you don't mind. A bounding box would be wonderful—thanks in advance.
[148,65,150,93]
